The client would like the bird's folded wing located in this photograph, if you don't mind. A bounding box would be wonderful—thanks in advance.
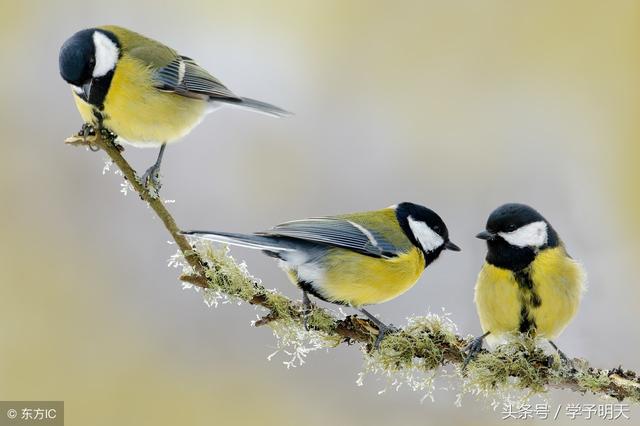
[153,56,240,100]
[258,217,400,258]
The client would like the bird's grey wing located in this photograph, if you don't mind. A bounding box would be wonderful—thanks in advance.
[258,218,400,258]
[153,56,241,100]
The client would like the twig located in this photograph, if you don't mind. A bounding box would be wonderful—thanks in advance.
[66,131,640,404]
[65,131,207,279]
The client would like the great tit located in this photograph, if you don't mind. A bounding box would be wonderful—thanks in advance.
[59,25,290,191]
[183,202,460,347]
[465,203,585,367]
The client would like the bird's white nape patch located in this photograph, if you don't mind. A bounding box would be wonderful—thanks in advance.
[92,31,119,78]
[499,221,548,248]
[408,216,444,252]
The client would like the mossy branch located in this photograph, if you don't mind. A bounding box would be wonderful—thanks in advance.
[66,131,640,404]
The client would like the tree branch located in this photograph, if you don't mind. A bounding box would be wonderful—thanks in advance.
[66,131,640,404]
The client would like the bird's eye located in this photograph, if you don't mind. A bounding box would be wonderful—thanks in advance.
[89,57,95,67]
[433,225,441,233]
[507,224,517,231]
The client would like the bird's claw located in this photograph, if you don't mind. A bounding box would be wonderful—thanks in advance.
[374,323,398,349]
[301,292,314,331]
[141,164,162,198]
[302,305,312,331]
[78,123,95,138]
[462,335,485,370]
[78,124,100,150]
[77,124,119,151]
[99,127,117,142]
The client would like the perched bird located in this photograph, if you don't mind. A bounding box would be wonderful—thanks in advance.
[183,202,460,347]
[465,203,585,366]
[59,25,290,191]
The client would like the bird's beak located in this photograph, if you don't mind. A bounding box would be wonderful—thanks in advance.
[81,80,92,101]
[444,240,461,251]
[475,230,496,240]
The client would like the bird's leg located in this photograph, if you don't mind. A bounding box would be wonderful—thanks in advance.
[301,291,312,331]
[357,308,398,349]
[463,331,490,370]
[141,143,167,197]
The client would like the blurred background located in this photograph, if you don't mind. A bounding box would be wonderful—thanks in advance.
[1,0,638,424]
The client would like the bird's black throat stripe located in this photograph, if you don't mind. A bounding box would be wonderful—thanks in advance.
[88,70,115,109]
[514,268,541,333]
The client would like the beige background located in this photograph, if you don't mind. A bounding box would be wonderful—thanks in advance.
[0,0,638,424]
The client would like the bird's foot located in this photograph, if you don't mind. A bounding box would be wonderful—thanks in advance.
[78,124,100,151]
[141,163,162,198]
[301,292,314,331]
[76,124,120,151]
[549,340,575,371]
[373,322,399,350]
[301,305,313,332]
[78,123,96,138]
[462,334,487,370]
[99,127,119,144]
[356,308,398,349]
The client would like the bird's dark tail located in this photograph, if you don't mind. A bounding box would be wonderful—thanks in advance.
[181,230,293,252]
[221,97,292,118]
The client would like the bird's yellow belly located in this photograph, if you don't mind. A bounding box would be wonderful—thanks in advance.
[72,57,208,146]
[474,248,585,340]
[308,247,426,307]
[528,248,585,338]
[474,265,521,335]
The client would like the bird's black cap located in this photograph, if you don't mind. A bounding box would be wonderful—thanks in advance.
[485,203,547,235]
[59,29,96,85]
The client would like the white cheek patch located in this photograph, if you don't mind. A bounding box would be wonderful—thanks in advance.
[70,84,84,95]
[499,221,548,248]
[92,31,119,78]
[408,216,444,252]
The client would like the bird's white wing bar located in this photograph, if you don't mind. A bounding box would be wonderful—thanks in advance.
[154,56,240,100]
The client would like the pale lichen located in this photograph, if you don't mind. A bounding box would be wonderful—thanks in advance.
[167,241,640,405]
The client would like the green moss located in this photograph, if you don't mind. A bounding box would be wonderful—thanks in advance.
[263,291,294,322]
[376,332,417,370]
[576,370,611,393]
[465,335,549,394]
[370,315,458,372]
[306,309,337,334]
[201,245,258,300]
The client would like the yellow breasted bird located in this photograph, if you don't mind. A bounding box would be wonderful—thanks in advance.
[183,202,460,347]
[465,203,585,366]
[59,26,290,191]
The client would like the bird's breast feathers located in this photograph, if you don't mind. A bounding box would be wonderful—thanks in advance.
[282,246,425,307]
[475,246,585,340]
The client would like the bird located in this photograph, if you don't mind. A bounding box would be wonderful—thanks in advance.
[465,203,585,367]
[59,25,290,192]
[183,202,460,347]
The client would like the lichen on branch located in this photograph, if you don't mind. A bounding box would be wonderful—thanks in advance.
[66,131,640,404]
